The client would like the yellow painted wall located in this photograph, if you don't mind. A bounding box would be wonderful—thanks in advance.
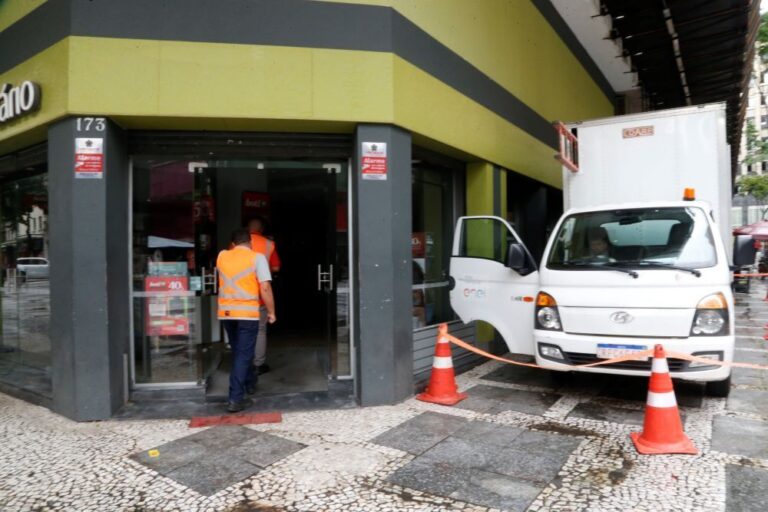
[0,0,614,187]
[0,0,45,32]
[318,0,614,122]
[0,39,69,155]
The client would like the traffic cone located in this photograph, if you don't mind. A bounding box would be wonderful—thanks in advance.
[630,344,697,455]
[416,324,467,406]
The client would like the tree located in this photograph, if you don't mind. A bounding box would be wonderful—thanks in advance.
[738,174,768,200]
[759,12,768,60]
[737,174,768,220]
[742,119,768,166]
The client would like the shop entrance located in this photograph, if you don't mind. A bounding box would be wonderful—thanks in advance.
[131,158,352,398]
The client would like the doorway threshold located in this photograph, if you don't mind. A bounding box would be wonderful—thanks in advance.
[114,380,355,421]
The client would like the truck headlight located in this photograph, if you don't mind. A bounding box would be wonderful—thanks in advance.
[535,292,562,331]
[690,293,728,336]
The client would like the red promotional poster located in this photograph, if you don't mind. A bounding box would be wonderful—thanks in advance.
[361,142,388,181]
[74,138,104,179]
[242,191,271,225]
[412,232,425,258]
[144,276,190,336]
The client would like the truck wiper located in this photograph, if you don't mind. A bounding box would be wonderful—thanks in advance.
[629,260,701,277]
[567,261,639,278]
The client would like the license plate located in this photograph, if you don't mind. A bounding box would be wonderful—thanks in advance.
[596,343,648,361]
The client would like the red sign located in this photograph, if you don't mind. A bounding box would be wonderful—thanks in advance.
[144,276,190,336]
[74,138,104,179]
[361,142,388,181]
[412,232,425,258]
[242,191,271,225]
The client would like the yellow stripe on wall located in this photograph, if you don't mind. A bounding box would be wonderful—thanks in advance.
[316,0,614,122]
[1,36,563,185]
[0,0,46,33]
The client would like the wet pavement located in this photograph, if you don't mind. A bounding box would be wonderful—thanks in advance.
[1,283,768,510]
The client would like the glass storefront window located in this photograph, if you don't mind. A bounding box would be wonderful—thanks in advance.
[412,164,455,329]
[0,171,52,395]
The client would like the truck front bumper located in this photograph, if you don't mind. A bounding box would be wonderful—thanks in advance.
[533,330,732,382]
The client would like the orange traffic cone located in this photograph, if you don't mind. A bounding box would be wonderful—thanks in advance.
[630,344,697,455]
[416,324,467,406]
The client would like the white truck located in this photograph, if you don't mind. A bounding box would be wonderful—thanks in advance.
[450,103,756,397]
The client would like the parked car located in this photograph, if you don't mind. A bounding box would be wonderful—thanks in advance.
[16,257,49,279]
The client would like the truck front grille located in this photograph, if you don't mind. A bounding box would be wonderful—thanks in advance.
[564,352,688,372]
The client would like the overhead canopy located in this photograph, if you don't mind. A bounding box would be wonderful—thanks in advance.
[601,0,759,177]
[733,219,768,239]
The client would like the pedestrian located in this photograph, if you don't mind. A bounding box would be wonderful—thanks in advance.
[217,229,276,413]
[247,216,281,375]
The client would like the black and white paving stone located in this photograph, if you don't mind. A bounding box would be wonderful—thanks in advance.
[1,285,768,510]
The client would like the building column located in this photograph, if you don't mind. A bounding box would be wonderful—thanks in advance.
[466,162,506,217]
[353,124,413,406]
[466,162,506,347]
[48,117,130,421]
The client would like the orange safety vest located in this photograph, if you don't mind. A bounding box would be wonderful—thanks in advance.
[250,233,280,272]
[216,246,261,320]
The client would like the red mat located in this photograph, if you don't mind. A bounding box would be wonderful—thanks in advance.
[188,412,282,428]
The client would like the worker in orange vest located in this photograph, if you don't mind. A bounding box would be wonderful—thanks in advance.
[248,217,281,375]
[217,229,276,413]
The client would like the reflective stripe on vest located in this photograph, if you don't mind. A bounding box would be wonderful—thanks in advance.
[219,266,259,300]
[217,247,261,319]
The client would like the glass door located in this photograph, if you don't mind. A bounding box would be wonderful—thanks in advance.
[266,162,351,382]
[131,156,353,389]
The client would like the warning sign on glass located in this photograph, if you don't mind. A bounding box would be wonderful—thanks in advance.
[74,138,104,179]
[361,142,388,181]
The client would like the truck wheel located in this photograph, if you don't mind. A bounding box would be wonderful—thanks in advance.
[705,376,731,398]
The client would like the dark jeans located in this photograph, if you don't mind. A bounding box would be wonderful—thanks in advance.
[222,319,260,403]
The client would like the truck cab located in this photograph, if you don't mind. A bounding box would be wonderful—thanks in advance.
[449,200,747,397]
[534,199,734,396]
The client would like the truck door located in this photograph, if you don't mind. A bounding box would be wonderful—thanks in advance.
[450,216,539,355]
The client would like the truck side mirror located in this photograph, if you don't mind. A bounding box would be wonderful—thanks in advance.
[506,243,527,271]
[733,235,758,267]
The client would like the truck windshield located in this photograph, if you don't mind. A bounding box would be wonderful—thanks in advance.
[547,207,717,271]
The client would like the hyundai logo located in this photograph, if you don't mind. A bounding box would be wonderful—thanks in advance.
[610,311,634,324]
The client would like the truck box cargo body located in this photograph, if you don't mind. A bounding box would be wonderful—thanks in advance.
[564,104,732,252]
[450,103,751,397]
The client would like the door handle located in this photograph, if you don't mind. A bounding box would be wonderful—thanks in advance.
[317,264,334,291]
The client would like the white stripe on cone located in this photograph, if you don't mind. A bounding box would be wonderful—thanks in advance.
[647,390,678,408]
[651,357,669,373]
[432,356,454,369]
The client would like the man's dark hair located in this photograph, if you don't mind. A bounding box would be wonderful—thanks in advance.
[231,228,251,246]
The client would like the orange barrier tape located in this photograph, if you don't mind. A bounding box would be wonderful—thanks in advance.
[445,333,654,369]
[442,330,768,372]
[666,351,768,371]
[733,273,768,277]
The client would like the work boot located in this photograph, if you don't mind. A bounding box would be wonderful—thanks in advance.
[226,397,253,413]
[257,364,271,376]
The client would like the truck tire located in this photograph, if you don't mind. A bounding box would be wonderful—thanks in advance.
[705,376,731,398]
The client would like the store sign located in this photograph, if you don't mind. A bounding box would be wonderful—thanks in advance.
[622,125,654,138]
[0,81,41,125]
[241,191,271,225]
[74,138,104,179]
[361,142,388,180]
